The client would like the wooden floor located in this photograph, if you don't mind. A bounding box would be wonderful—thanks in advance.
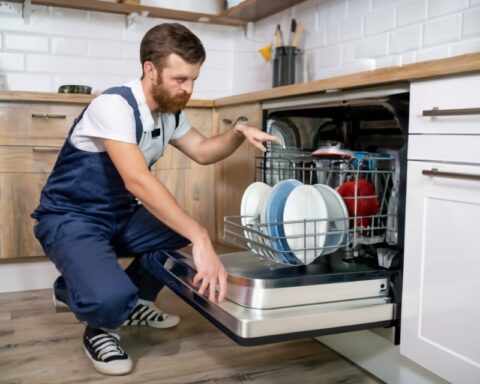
[0,291,384,384]
[0,249,383,384]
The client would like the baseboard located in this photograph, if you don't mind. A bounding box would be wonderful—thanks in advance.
[0,261,59,293]
[316,330,449,384]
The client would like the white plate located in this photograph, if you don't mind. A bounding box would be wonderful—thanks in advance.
[283,185,328,264]
[313,184,349,255]
[240,182,272,254]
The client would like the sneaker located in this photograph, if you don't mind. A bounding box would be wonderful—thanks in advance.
[123,299,180,329]
[83,326,133,375]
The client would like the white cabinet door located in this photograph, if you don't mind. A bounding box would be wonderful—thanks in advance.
[401,160,480,384]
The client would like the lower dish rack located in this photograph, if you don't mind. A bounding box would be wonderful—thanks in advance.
[224,150,399,266]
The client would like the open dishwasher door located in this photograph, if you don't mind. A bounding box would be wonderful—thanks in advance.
[150,250,397,346]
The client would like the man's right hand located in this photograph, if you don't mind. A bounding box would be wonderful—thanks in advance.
[191,230,228,304]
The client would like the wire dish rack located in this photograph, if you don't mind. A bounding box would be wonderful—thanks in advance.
[224,148,399,265]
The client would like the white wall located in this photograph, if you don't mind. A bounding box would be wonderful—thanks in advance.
[1,1,479,97]
[233,0,480,93]
[0,2,238,98]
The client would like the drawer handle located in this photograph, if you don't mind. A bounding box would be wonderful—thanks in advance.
[422,168,480,182]
[422,107,480,117]
[31,113,67,119]
[32,147,62,153]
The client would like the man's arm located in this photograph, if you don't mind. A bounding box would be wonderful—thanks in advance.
[171,119,279,165]
[101,138,227,303]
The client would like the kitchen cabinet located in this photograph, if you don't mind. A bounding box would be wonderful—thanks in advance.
[0,101,77,260]
[0,97,216,260]
[401,74,480,383]
[214,102,262,242]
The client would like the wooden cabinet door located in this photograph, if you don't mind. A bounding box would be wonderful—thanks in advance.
[0,173,50,259]
[214,103,262,242]
[0,146,60,260]
[401,160,480,384]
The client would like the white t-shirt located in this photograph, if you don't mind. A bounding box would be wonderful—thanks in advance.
[70,79,191,153]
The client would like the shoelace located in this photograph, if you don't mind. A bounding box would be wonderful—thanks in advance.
[127,303,167,326]
[89,332,125,361]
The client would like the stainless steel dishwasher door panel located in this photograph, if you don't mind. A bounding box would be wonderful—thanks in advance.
[152,251,396,346]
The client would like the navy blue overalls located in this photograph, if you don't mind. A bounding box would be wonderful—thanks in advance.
[32,87,189,329]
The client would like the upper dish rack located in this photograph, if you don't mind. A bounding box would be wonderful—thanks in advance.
[224,148,399,265]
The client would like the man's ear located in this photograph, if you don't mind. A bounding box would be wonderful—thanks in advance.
[143,61,156,82]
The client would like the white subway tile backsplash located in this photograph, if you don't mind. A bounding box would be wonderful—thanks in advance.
[375,54,401,68]
[317,0,347,27]
[51,37,88,56]
[428,0,468,18]
[313,46,342,69]
[304,26,326,50]
[195,67,232,94]
[4,72,51,91]
[354,34,389,58]
[204,50,234,70]
[390,25,421,53]
[0,52,24,71]
[4,33,49,52]
[346,0,371,19]
[26,54,140,76]
[340,17,363,41]
[416,45,450,61]
[400,51,416,65]
[123,42,139,60]
[372,0,403,9]
[326,24,340,46]
[463,8,480,37]
[451,38,480,56]
[365,6,395,35]
[88,40,123,59]
[396,0,426,27]
[424,14,461,46]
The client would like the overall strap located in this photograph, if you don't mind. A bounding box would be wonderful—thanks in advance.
[68,86,143,144]
[102,86,143,144]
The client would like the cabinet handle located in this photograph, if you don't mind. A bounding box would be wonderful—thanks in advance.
[422,107,480,117]
[422,168,480,182]
[31,113,67,119]
[32,147,62,153]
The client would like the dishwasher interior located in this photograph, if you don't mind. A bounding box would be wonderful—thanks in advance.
[158,84,409,346]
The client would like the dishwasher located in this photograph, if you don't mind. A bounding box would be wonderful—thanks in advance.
[154,84,409,346]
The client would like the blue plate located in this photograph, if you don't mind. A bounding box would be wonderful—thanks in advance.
[263,179,303,264]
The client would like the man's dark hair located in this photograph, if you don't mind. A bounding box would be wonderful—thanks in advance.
[140,23,206,75]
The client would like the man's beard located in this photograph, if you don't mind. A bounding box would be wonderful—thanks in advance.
[152,80,191,114]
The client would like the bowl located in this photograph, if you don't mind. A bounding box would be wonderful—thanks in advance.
[337,179,379,228]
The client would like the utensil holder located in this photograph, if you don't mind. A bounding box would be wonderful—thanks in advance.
[272,46,300,87]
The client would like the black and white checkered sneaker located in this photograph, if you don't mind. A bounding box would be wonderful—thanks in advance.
[123,299,180,329]
[83,326,133,375]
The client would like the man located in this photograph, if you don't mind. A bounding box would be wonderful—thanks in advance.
[32,23,277,376]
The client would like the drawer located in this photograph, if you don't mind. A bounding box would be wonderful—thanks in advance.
[0,145,61,173]
[0,102,85,146]
[408,134,480,164]
[409,74,480,135]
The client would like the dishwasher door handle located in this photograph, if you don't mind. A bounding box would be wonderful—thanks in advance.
[422,107,480,117]
[422,168,480,182]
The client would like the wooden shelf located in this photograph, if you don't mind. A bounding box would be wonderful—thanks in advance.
[220,0,307,21]
[9,0,247,27]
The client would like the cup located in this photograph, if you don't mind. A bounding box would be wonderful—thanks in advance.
[272,46,300,87]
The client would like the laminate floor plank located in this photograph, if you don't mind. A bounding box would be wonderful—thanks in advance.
[0,288,382,384]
